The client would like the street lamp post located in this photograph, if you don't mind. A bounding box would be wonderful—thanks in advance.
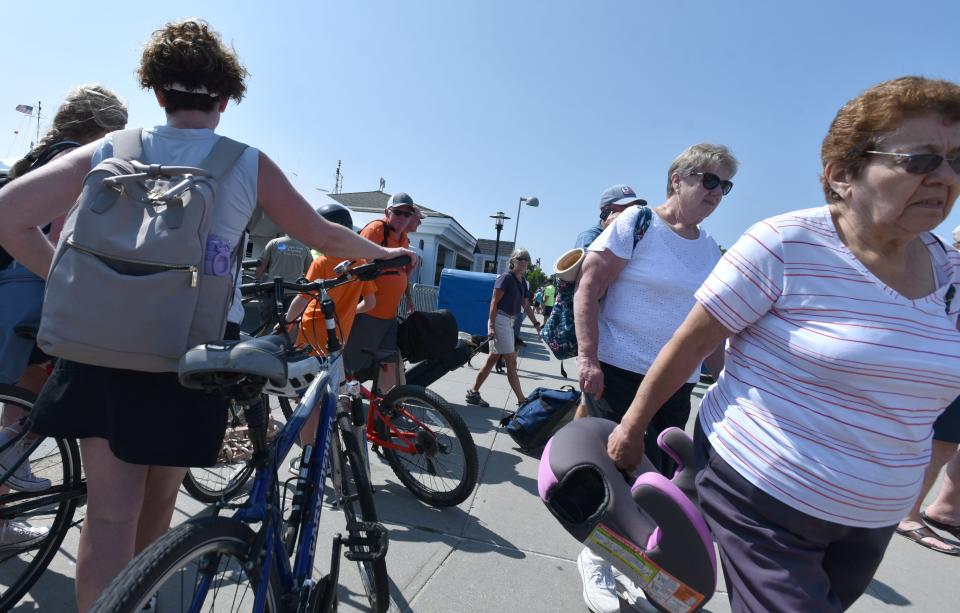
[511,196,540,247]
[490,211,511,274]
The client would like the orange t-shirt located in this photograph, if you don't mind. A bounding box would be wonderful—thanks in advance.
[361,220,410,320]
[299,256,377,353]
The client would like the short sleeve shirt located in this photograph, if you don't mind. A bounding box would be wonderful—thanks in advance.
[588,206,722,381]
[695,206,960,527]
[543,284,556,307]
[262,237,312,281]
[494,272,528,317]
[361,220,410,320]
[299,256,376,352]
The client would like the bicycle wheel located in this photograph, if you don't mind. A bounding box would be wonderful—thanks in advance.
[0,384,82,610]
[375,385,479,507]
[183,396,278,504]
[91,516,283,612]
[334,418,390,613]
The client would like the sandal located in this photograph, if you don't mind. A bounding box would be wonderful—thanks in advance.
[921,510,960,540]
[895,524,960,555]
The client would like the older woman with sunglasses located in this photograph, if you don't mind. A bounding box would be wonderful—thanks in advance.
[573,147,735,613]
[607,76,960,612]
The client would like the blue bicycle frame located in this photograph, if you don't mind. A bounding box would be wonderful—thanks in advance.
[191,350,344,613]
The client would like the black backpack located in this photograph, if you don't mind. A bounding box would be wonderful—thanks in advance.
[0,141,81,269]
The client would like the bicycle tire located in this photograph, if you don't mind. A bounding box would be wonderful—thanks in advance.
[0,384,82,610]
[376,385,479,507]
[91,516,283,612]
[183,395,275,504]
[335,417,390,613]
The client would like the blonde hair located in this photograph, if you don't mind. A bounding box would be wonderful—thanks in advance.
[666,143,739,197]
[11,84,127,178]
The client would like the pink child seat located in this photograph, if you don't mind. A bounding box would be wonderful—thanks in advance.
[538,417,716,613]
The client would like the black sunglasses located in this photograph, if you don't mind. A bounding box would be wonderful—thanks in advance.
[865,150,960,175]
[391,209,415,218]
[691,172,733,195]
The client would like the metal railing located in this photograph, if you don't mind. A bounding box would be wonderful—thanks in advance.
[399,283,439,314]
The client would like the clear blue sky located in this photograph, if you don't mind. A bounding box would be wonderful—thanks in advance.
[3,1,959,269]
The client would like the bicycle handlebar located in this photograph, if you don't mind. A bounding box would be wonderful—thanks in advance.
[239,255,412,298]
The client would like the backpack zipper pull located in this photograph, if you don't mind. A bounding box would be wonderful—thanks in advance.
[190,266,198,287]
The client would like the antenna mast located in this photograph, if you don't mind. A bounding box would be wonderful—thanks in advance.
[334,160,343,194]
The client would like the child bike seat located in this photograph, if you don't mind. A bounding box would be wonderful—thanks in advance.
[178,336,289,395]
[538,418,716,613]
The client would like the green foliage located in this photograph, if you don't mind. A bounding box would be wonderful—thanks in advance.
[525,265,548,294]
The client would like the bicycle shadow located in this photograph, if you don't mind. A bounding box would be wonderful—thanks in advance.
[8,547,80,612]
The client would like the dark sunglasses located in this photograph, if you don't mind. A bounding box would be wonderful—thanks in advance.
[391,209,415,218]
[865,150,960,175]
[691,172,733,195]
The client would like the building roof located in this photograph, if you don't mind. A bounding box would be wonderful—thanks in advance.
[474,238,515,257]
[328,191,450,219]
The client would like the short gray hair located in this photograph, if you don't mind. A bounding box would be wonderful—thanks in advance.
[666,143,739,197]
[509,248,531,271]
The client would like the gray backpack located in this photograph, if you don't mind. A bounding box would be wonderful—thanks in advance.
[38,128,250,372]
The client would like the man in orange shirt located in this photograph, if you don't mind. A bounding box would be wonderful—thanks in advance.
[282,202,377,443]
[344,192,420,391]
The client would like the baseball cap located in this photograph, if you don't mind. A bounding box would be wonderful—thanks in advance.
[386,192,424,218]
[953,224,960,244]
[599,184,646,208]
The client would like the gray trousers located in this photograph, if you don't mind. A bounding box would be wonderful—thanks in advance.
[693,421,896,612]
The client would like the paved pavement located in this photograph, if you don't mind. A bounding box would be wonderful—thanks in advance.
[14,321,960,611]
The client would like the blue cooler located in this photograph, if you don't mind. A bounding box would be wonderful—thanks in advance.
[437,269,496,336]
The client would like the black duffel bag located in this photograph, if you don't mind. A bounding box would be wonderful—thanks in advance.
[397,309,458,363]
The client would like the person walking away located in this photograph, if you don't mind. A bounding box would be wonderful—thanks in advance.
[542,280,557,319]
[607,76,960,612]
[344,192,420,392]
[281,202,377,444]
[0,84,127,555]
[0,19,415,611]
[466,249,541,407]
[896,396,960,554]
[533,286,543,315]
[575,147,735,613]
[255,233,312,324]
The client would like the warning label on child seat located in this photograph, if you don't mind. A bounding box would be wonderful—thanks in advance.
[587,522,704,613]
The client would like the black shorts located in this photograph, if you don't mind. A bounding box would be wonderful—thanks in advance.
[934,396,960,444]
[344,314,398,374]
[28,322,242,467]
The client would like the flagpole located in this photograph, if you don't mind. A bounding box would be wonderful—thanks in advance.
[36,101,41,144]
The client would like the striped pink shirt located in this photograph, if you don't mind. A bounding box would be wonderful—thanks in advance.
[696,207,960,527]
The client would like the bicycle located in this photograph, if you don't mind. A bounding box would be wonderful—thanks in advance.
[0,374,85,610]
[186,270,479,509]
[92,257,409,613]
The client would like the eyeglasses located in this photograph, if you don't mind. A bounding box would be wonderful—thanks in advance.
[516,257,530,262]
[391,209,415,218]
[864,150,960,175]
[691,172,733,195]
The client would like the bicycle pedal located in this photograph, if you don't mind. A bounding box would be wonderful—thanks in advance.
[343,520,388,561]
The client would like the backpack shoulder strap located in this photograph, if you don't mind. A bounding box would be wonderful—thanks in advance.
[932,233,956,314]
[110,128,144,161]
[632,206,653,251]
[362,219,391,246]
[201,136,249,180]
[29,140,81,170]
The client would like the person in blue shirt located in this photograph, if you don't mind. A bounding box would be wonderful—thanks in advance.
[575,184,646,249]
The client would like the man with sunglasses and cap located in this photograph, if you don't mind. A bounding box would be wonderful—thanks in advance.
[344,192,422,392]
[575,184,647,249]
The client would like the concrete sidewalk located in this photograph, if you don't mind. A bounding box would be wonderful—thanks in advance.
[17,321,960,611]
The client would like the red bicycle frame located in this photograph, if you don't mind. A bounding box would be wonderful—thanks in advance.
[357,383,436,455]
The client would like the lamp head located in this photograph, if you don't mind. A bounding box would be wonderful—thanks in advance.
[522,196,539,207]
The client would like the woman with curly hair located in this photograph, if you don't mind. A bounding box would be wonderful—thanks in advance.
[0,83,126,554]
[0,19,413,610]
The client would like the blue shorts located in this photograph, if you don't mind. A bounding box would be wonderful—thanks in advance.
[934,396,960,444]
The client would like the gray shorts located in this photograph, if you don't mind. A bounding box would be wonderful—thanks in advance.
[490,312,515,355]
[344,314,398,373]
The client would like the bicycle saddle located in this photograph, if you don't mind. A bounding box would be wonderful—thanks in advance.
[538,418,716,612]
[178,335,289,394]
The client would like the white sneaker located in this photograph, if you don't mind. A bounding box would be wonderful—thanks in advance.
[577,547,620,613]
[0,437,51,492]
[0,519,48,552]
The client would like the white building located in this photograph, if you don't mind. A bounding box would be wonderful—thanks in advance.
[471,239,514,274]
